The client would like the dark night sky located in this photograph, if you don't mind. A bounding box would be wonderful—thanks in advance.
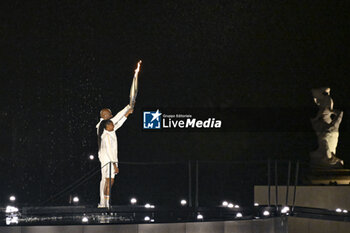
[0,1,349,206]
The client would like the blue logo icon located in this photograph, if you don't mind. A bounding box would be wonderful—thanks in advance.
[143,110,162,129]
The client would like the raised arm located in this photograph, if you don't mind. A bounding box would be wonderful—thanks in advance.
[111,105,133,131]
[111,105,131,124]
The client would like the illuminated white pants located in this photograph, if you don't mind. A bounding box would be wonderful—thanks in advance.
[99,162,116,205]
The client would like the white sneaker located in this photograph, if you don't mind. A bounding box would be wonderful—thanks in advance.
[105,200,110,208]
[104,196,110,208]
[98,203,105,208]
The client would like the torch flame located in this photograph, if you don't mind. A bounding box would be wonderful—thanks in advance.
[134,60,142,78]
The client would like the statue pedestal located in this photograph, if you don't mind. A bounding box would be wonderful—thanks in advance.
[303,169,350,185]
[255,185,350,210]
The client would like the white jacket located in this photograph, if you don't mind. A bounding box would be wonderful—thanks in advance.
[97,105,130,167]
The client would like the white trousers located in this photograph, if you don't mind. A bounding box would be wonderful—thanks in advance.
[99,163,116,205]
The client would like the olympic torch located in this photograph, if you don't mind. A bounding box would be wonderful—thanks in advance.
[129,60,142,109]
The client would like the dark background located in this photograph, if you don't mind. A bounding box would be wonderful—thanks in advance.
[0,1,349,207]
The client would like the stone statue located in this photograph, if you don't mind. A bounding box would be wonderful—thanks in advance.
[310,87,344,168]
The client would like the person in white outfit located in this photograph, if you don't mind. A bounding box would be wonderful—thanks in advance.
[96,105,133,207]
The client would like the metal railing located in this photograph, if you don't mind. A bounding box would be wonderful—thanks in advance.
[18,159,304,211]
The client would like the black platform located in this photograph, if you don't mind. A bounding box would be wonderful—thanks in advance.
[2,205,247,226]
[2,204,350,227]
